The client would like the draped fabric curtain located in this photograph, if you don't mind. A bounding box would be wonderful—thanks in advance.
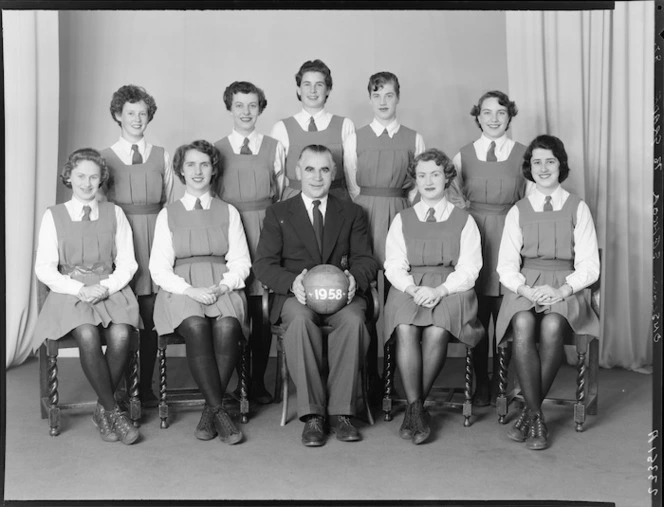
[4,11,60,368]
[505,1,653,372]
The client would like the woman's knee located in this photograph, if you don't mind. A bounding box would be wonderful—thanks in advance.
[72,324,102,347]
[540,314,569,342]
[511,311,537,345]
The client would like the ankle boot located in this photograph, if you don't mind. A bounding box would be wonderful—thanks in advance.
[399,403,413,440]
[410,399,431,445]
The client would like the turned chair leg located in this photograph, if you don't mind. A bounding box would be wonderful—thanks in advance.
[239,340,250,424]
[574,342,588,432]
[158,343,169,429]
[496,344,510,424]
[587,337,599,416]
[128,348,141,426]
[279,337,289,426]
[463,347,473,427]
[382,341,395,422]
[46,340,61,436]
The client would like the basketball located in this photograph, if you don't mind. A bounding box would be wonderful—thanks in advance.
[302,264,349,315]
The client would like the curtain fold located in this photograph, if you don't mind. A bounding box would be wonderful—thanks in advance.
[506,1,653,372]
[4,11,60,368]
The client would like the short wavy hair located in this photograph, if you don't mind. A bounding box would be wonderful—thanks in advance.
[172,140,222,186]
[60,148,110,188]
[522,134,570,183]
[295,59,333,102]
[109,84,158,127]
[297,144,336,176]
[367,71,400,98]
[222,81,268,113]
[407,148,457,189]
[469,90,518,131]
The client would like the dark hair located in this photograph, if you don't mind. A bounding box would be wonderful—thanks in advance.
[408,148,457,189]
[295,59,333,102]
[367,71,400,98]
[297,144,336,173]
[109,85,158,127]
[172,140,222,186]
[469,90,518,131]
[522,134,570,183]
[60,148,110,188]
[222,81,268,113]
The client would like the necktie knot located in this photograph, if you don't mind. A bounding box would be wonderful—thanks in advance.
[486,141,497,162]
[131,144,143,165]
[313,199,321,209]
[425,207,436,222]
[543,195,553,212]
[308,116,318,132]
[194,198,203,210]
[381,128,389,138]
[240,137,252,155]
[82,205,92,221]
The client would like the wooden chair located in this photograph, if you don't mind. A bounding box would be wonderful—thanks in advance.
[156,329,251,429]
[382,337,475,428]
[263,283,379,426]
[495,251,602,432]
[38,282,141,436]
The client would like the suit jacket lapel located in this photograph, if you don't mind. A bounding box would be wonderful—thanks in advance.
[322,196,344,263]
[289,196,322,263]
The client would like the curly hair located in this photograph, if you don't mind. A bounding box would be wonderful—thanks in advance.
[60,148,110,188]
[522,134,570,183]
[172,140,222,186]
[367,71,400,98]
[295,59,332,102]
[222,81,268,113]
[469,90,518,131]
[407,148,457,189]
[109,84,158,126]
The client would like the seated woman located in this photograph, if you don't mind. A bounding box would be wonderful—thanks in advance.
[149,140,251,445]
[495,134,600,451]
[383,148,484,445]
[34,148,141,445]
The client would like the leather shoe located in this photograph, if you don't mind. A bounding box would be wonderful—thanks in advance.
[473,379,491,407]
[92,403,119,443]
[333,415,361,442]
[194,404,217,441]
[213,407,243,445]
[251,380,274,405]
[399,404,413,440]
[410,400,431,445]
[506,406,530,442]
[526,411,549,450]
[301,415,327,447]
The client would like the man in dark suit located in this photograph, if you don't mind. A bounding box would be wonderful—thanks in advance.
[253,144,378,447]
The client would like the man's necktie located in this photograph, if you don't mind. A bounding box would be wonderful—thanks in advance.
[194,198,203,210]
[425,207,436,222]
[313,199,324,253]
[308,116,318,132]
[82,205,92,221]
[131,144,143,165]
[486,141,497,162]
[240,138,252,155]
[543,195,553,212]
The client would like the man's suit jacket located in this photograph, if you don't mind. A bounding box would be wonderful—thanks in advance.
[253,193,378,323]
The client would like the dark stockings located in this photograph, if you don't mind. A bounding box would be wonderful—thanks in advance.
[395,324,451,403]
[177,316,241,408]
[474,295,503,383]
[248,295,271,385]
[138,294,157,395]
[512,311,568,412]
[72,323,132,410]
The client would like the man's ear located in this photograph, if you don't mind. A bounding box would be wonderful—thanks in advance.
[295,164,302,181]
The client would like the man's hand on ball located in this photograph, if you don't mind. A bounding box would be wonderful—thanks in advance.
[344,270,356,304]
[292,269,308,305]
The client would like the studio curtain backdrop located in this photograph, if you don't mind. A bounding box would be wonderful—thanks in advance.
[505,1,654,372]
[4,10,60,368]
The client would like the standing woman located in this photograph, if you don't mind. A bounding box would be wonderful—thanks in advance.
[383,149,484,444]
[213,81,286,404]
[101,85,175,405]
[495,135,599,450]
[149,140,251,445]
[449,90,532,406]
[34,148,141,444]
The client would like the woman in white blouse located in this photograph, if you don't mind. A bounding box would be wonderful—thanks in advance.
[383,149,484,444]
[34,148,141,445]
[149,140,251,445]
[495,135,600,451]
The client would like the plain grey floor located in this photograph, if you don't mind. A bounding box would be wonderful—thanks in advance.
[3,349,652,505]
